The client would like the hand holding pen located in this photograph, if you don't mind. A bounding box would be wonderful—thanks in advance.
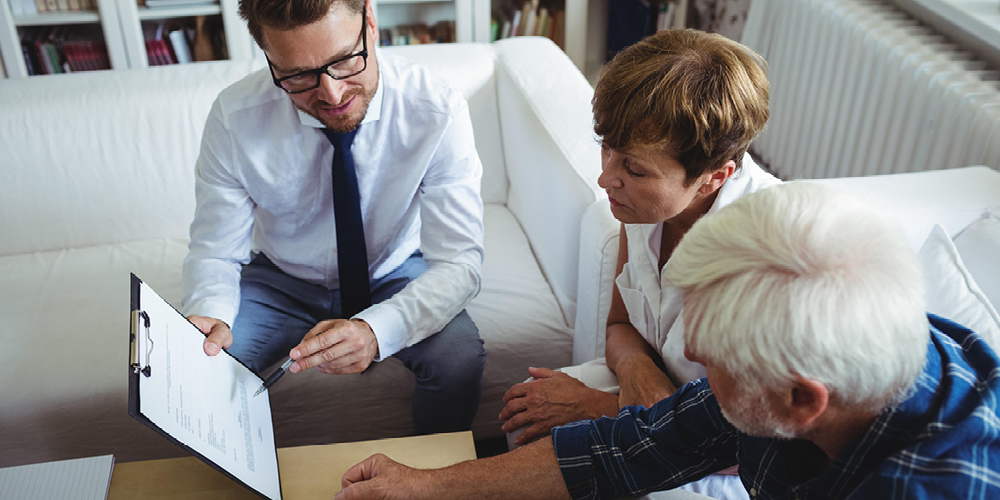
[289,318,378,375]
[254,318,378,397]
[253,357,295,397]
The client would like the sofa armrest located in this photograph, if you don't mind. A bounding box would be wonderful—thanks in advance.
[493,37,603,327]
[573,199,621,364]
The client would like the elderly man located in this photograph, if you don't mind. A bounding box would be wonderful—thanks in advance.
[333,182,1000,499]
[181,0,486,435]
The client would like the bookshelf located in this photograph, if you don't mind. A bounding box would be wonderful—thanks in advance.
[374,0,489,44]
[115,0,254,69]
[0,0,487,78]
[488,0,589,73]
[0,0,128,77]
[0,0,252,77]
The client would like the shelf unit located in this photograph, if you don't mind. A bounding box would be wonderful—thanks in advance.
[374,0,488,43]
[486,0,589,72]
[114,0,254,68]
[0,0,490,78]
[0,0,128,77]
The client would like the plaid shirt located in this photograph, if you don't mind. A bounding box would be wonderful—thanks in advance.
[553,315,1000,499]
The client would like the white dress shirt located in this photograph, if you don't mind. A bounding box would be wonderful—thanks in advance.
[182,49,485,361]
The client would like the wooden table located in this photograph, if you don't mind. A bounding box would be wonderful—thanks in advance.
[108,431,477,499]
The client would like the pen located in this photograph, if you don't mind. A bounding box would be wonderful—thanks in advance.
[253,358,295,397]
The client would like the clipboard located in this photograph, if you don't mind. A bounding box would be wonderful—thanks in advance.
[128,273,282,499]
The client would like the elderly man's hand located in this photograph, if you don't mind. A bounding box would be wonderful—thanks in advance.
[290,319,379,375]
[335,454,426,500]
[500,367,619,446]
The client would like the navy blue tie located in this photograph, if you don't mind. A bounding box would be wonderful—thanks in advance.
[323,128,372,318]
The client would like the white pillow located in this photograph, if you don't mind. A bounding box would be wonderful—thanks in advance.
[953,211,1000,312]
[918,224,1000,351]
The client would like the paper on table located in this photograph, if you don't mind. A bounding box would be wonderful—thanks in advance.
[136,282,280,500]
[0,455,114,500]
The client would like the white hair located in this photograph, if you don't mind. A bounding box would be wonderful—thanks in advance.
[666,182,928,412]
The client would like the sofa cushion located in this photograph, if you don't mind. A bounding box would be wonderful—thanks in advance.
[919,224,1000,349]
[494,38,603,325]
[0,204,571,466]
[953,211,1000,311]
[0,238,190,465]
[0,44,509,258]
[0,61,262,257]
[809,166,1000,252]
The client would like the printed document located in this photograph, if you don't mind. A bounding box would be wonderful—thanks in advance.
[136,281,280,499]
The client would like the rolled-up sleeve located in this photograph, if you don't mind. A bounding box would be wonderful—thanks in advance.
[553,379,740,500]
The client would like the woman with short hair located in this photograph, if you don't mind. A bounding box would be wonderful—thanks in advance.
[500,29,780,500]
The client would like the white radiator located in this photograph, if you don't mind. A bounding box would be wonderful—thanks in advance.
[741,0,1000,179]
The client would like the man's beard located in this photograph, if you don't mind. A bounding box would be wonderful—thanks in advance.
[299,85,375,133]
[719,390,801,439]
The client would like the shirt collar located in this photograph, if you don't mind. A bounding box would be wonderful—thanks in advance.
[296,56,385,129]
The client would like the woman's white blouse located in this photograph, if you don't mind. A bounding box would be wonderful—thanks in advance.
[614,154,781,386]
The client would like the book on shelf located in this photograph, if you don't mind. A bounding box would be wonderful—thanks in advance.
[521,0,537,37]
[143,0,219,8]
[168,29,192,63]
[146,40,175,65]
[536,7,548,37]
[655,2,675,32]
[137,17,224,64]
[500,19,512,39]
[64,41,107,71]
[490,0,565,48]
[21,45,33,75]
[378,21,456,47]
[28,0,95,14]
[12,0,46,16]
[143,19,177,65]
[19,25,110,75]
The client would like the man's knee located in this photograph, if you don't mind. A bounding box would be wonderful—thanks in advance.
[404,310,485,386]
[439,311,486,379]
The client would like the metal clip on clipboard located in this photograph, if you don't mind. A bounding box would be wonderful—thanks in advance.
[130,309,153,377]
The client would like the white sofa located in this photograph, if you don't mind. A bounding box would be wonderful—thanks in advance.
[5,33,999,474]
[574,166,1000,365]
[0,37,604,466]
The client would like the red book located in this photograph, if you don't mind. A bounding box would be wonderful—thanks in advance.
[96,43,110,70]
[64,43,77,71]
[80,42,96,71]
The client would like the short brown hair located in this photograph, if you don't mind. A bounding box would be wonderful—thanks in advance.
[593,29,769,183]
[239,0,366,49]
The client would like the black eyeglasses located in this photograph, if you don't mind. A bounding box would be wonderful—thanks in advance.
[267,9,368,94]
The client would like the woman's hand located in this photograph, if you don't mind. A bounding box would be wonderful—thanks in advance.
[499,367,618,446]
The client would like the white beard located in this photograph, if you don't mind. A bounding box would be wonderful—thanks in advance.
[719,390,801,439]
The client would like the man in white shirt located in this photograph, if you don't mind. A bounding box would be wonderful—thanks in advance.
[181,0,486,434]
